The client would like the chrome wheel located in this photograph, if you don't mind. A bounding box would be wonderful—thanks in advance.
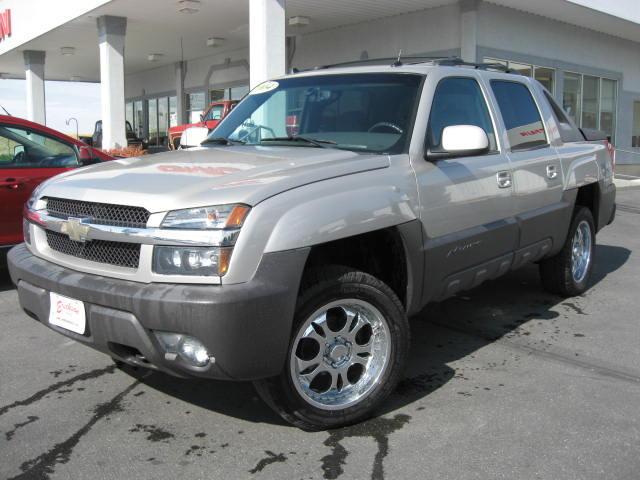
[571,220,592,283]
[289,299,391,410]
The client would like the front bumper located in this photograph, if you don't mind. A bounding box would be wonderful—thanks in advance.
[8,244,308,380]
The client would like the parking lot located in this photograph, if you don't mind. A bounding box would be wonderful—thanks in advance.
[0,187,638,480]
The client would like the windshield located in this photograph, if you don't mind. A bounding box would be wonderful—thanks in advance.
[204,105,224,122]
[208,73,423,154]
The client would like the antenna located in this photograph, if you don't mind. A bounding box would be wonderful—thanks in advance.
[393,49,403,67]
[0,104,10,116]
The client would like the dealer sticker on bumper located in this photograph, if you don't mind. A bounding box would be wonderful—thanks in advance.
[49,292,86,335]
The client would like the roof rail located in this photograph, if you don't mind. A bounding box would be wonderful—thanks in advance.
[291,55,522,74]
[305,55,454,71]
[429,57,521,73]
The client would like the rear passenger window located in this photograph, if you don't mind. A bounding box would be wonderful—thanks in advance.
[491,80,548,151]
[427,77,497,153]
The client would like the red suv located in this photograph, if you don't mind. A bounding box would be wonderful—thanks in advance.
[0,115,113,256]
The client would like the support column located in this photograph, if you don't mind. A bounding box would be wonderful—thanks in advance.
[97,15,127,150]
[23,51,46,124]
[249,0,286,88]
[460,0,479,63]
[175,61,186,125]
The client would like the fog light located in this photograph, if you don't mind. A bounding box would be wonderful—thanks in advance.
[154,331,212,367]
[153,246,233,277]
[179,337,210,366]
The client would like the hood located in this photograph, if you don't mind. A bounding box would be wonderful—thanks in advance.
[40,146,389,213]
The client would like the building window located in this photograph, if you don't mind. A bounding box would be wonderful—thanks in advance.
[582,75,599,130]
[600,79,616,141]
[209,89,225,102]
[563,72,581,123]
[148,98,158,146]
[562,71,617,142]
[134,100,144,138]
[632,102,640,148]
[534,68,554,94]
[125,102,134,129]
[484,58,554,94]
[169,96,177,127]
[187,92,205,123]
[228,85,249,100]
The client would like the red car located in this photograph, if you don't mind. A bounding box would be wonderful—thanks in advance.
[168,100,237,149]
[0,115,113,255]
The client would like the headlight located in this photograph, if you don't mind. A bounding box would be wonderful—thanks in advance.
[162,204,249,230]
[26,182,47,210]
[153,246,233,277]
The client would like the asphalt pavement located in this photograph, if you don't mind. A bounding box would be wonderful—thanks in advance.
[1,188,640,480]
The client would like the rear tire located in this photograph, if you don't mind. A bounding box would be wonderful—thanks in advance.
[253,266,409,431]
[539,207,595,297]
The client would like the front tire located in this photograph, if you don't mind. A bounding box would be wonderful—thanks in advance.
[539,207,595,297]
[254,266,409,431]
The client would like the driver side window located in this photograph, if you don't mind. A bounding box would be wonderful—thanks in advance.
[427,77,497,153]
[0,126,79,169]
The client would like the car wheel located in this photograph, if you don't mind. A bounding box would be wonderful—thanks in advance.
[253,266,409,431]
[539,207,595,297]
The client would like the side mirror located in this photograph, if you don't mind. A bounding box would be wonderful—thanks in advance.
[200,113,205,122]
[14,145,25,156]
[426,125,490,161]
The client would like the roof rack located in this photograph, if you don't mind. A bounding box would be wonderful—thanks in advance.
[309,55,452,71]
[429,57,521,73]
[295,55,521,74]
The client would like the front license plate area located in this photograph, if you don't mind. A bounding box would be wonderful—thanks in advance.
[49,292,86,335]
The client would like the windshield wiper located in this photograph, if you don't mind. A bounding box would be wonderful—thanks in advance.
[261,136,337,148]
[201,137,245,146]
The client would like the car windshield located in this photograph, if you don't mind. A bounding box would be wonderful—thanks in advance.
[208,73,423,154]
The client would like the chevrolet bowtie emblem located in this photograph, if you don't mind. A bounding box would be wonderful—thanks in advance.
[61,217,92,243]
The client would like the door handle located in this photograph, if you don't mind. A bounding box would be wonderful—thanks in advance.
[496,171,512,189]
[546,164,558,179]
[0,178,24,190]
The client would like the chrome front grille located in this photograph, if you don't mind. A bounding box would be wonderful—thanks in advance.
[45,197,150,229]
[46,230,141,269]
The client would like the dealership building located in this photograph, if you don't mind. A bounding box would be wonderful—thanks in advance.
[0,0,639,162]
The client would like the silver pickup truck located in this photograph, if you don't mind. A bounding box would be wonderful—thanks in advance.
[8,58,616,430]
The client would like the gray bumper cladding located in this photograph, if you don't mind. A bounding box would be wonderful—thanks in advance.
[7,244,309,381]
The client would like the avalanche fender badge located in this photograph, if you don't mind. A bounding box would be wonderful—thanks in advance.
[250,80,279,95]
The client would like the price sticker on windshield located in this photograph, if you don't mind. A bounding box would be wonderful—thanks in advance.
[250,81,279,95]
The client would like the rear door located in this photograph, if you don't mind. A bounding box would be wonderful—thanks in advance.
[0,124,80,246]
[484,77,567,252]
[412,72,517,302]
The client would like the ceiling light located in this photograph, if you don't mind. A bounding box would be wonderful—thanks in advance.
[70,75,83,81]
[288,16,310,28]
[177,0,200,14]
[206,37,225,48]
[148,53,164,62]
[60,47,76,56]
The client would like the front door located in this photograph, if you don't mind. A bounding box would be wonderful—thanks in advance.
[0,124,80,246]
[412,74,517,302]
